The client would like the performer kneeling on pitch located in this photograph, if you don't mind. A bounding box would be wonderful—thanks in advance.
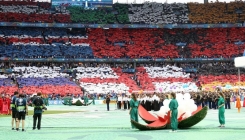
[15,94,28,131]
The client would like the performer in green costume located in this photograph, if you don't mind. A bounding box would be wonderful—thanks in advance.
[129,93,139,129]
[218,92,225,127]
[92,96,95,105]
[44,95,49,106]
[84,95,89,106]
[169,92,178,132]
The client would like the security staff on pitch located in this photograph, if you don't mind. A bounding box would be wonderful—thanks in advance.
[32,92,45,130]
[15,94,28,131]
[11,91,19,130]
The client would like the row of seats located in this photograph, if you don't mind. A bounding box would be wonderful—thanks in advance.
[0,1,51,9]
[0,27,87,44]
[13,66,67,78]
[0,12,71,23]
[0,44,94,58]
[0,5,51,14]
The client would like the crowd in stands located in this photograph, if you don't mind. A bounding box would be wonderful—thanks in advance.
[128,2,189,24]
[87,28,245,59]
[0,62,243,98]
[0,44,93,58]
[0,0,70,23]
[0,1,244,98]
[67,4,129,24]
[0,1,244,24]
[188,1,245,24]
[0,27,244,59]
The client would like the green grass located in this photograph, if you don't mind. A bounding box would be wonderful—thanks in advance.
[0,110,81,118]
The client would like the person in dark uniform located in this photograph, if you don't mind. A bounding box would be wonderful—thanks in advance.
[106,94,110,111]
[11,91,19,130]
[193,94,197,105]
[212,94,217,109]
[15,94,28,131]
[32,92,45,130]
[215,95,219,109]
[159,96,163,108]
[127,95,130,110]
[208,94,212,109]
[123,95,128,110]
[203,93,208,107]
[196,94,201,106]
[225,92,231,109]
[153,93,159,111]
[145,95,150,111]
[117,94,122,110]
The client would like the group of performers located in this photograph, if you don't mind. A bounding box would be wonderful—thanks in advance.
[129,92,229,132]
[123,91,245,113]
[116,95,131,110]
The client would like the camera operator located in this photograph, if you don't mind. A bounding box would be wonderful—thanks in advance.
[15,93,28,131]
[32,92,46,130]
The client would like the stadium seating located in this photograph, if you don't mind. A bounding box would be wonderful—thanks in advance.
[0,77,18,94]
[77,65,198,93]
[0,27,244,59]
[79,67,141,93]
[128,2,189,24]
[11,66,82,95]
[0,1,244,24]
[67,3,129,24]
[0,63,244,94]
[188,1,245,24]
[87,28,179,58]
[0,44,93,58]
[0,1,50,9]
[0,1,70,23]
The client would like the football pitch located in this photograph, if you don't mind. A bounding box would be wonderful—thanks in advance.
[0,103,245,140]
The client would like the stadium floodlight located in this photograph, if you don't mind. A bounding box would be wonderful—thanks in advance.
[234,56,245,68]
[234,56,245,94]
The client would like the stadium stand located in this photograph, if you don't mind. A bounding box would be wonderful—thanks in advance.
[0,1,244,24]
[0,1,244,96]
[67,3,129,24]
[0,27,244,59]
[188,1,245,24]
[128,2,189,24]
